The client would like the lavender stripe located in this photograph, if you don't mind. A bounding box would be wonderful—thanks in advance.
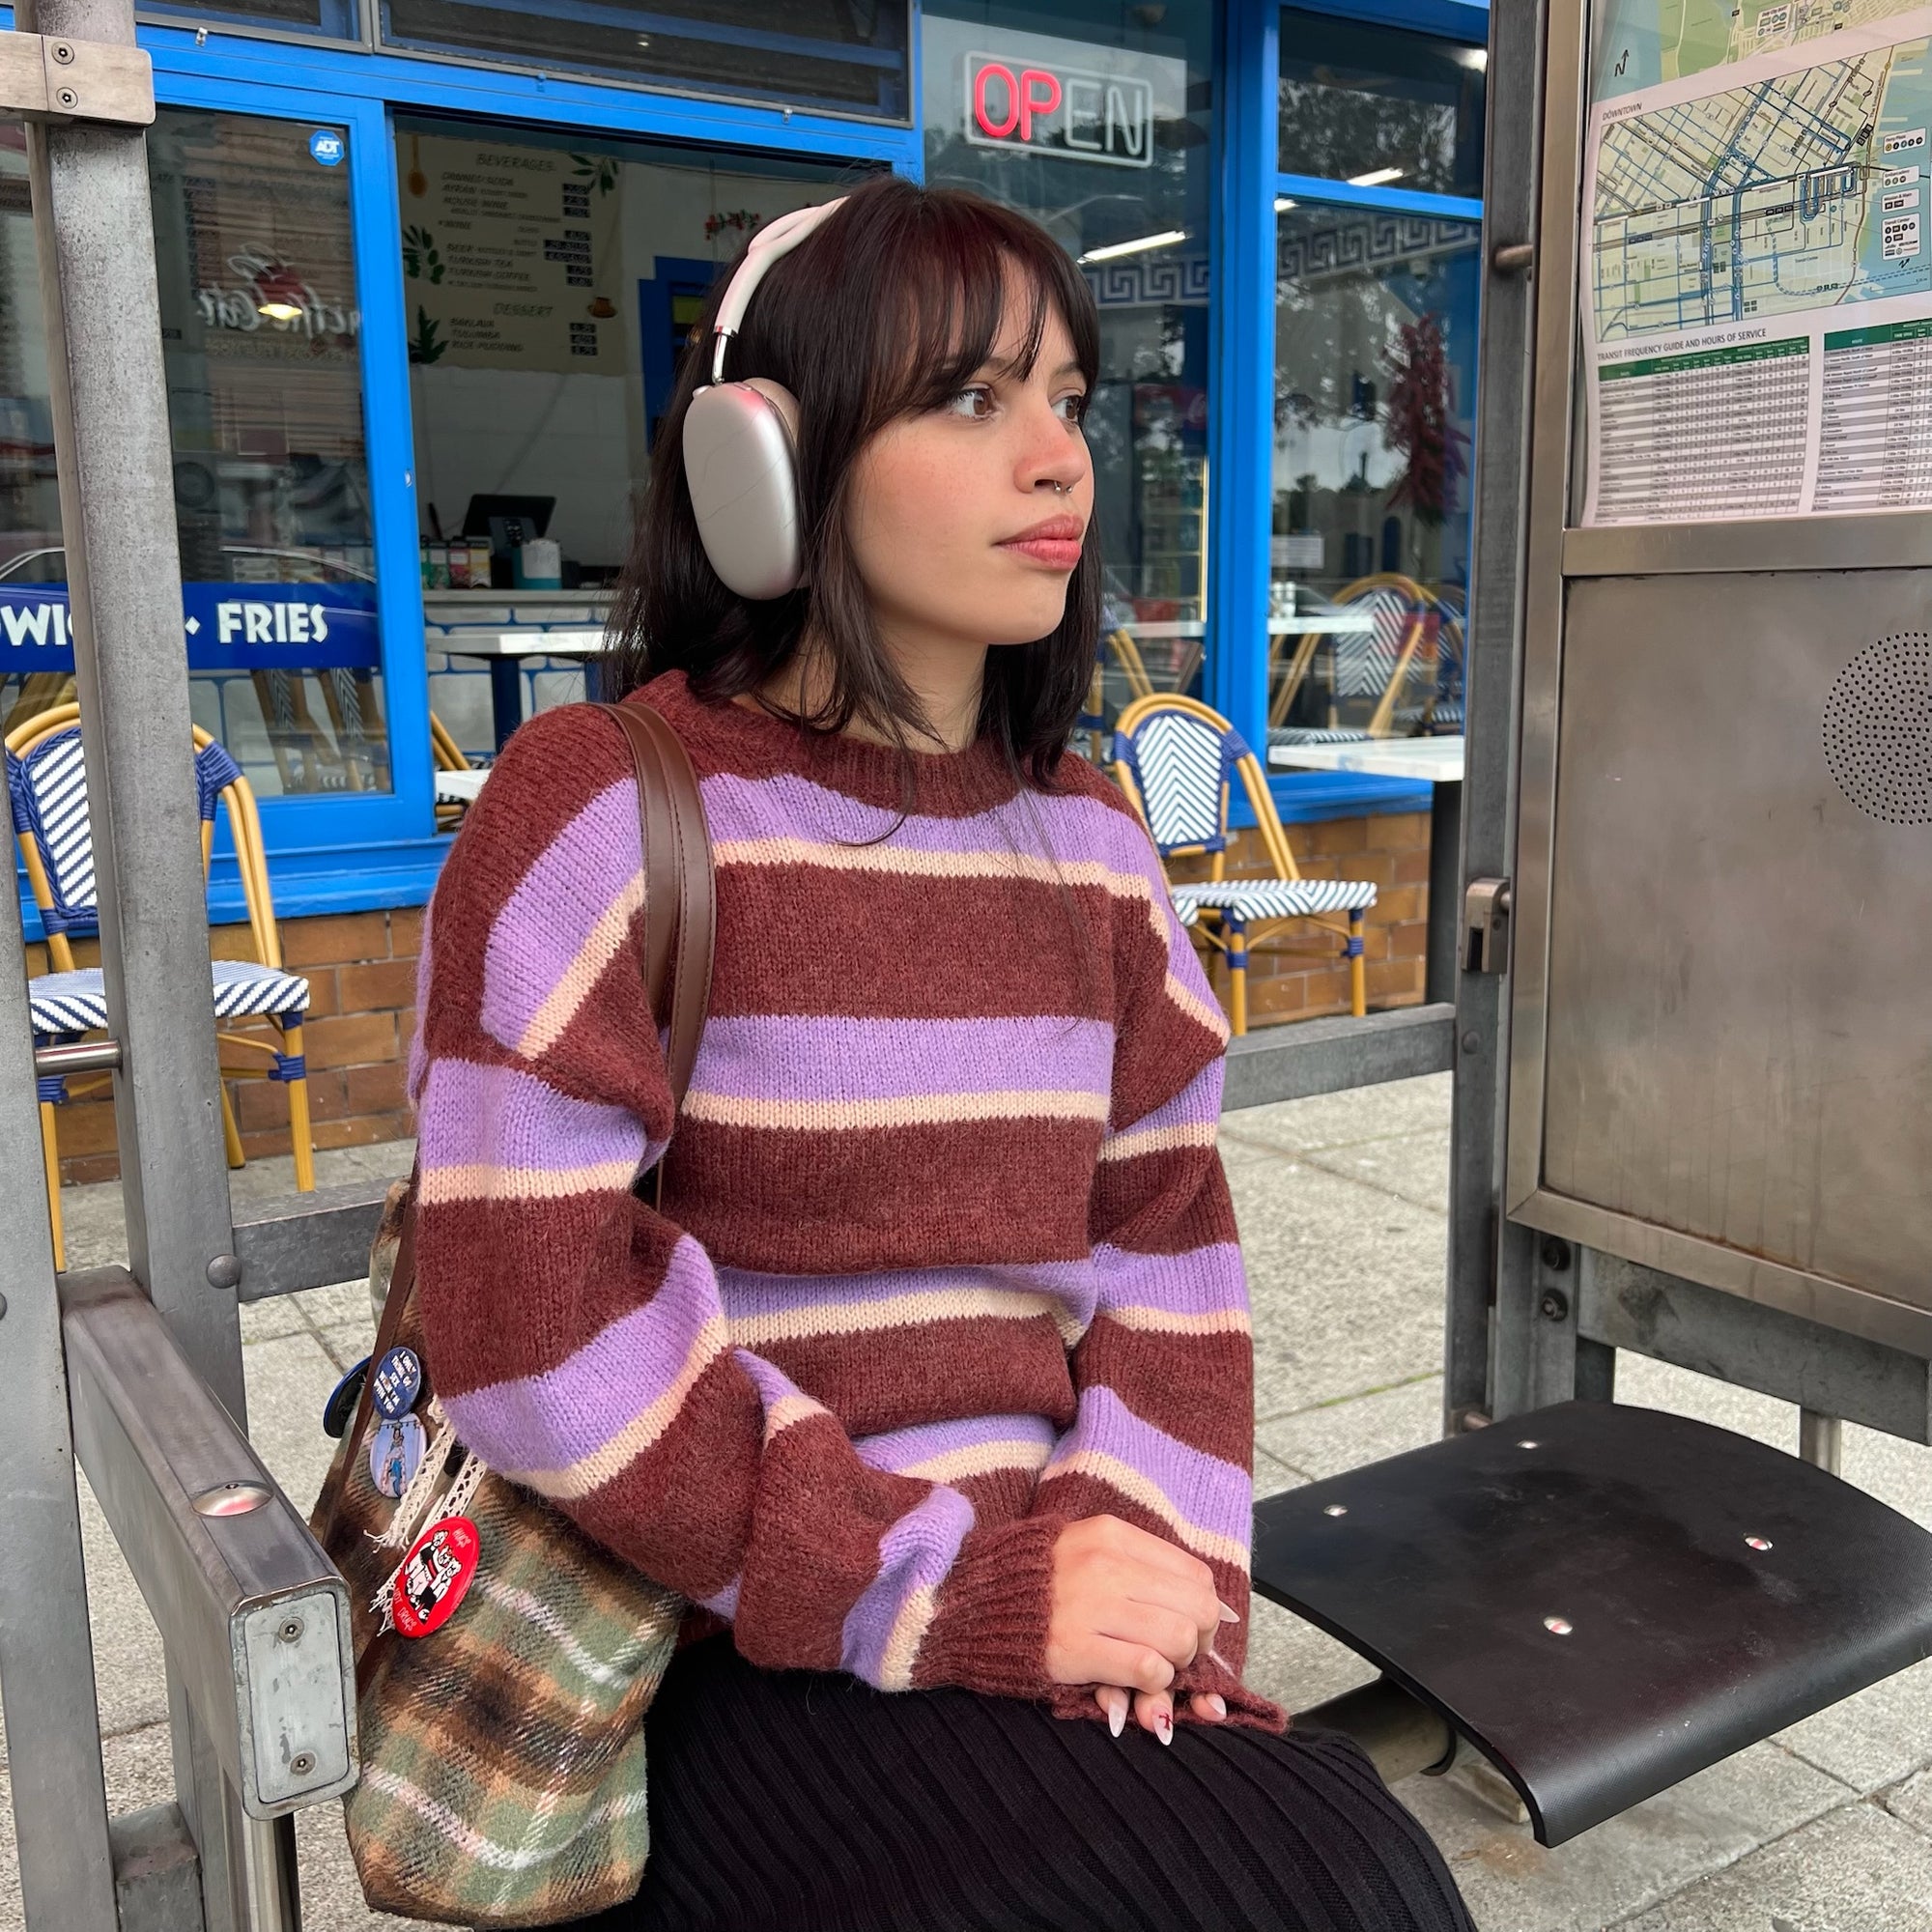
[853,1412,1059,1475]
[1110,1061,1222,1139]
[732,1348,809,1416]
[481,781,639,1053]
[1046,1385,1252,1546]
[441,1236,720,1476]
[417,1057,645,1175]
[405,901,433,1102]
[718,1260,1096,1330]
[691,1014,1114,1105]
[1092,1241,1248,1320]
[700,771,1140,867]
[700,1577,741,1620]
[839,1486,976,1686]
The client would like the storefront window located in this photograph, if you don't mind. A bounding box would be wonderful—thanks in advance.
[1278,8,1486,200]
[0,109,387,798]
[398,120,850,755]
[1267,202,1479,741]
[921,0,1213,751]
[381,0,911,122]
[144,0,357,43]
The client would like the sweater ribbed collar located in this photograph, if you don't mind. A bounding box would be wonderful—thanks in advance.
[642,668,1025,819]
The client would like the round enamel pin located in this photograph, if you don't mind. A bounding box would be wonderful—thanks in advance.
[369,1345,422,1421]
[391,1515,479,1638]
[368,1413,427,1499]
[322,1356,369,1439]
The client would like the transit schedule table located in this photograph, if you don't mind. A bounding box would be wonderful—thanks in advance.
[1814,318,1932,512]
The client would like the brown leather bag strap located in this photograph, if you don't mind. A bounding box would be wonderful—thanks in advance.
[597,699,716,1112]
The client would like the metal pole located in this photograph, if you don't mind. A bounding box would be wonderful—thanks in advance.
[19,0,295,1919]
[1445,0,1546,1431]
[1799,1409,1844,1473]
[0,900,117,1932]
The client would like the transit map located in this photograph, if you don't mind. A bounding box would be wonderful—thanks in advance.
[1580,2,1932,521]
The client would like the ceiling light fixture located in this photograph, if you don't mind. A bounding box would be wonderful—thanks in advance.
[1077,228,1187,264]
[1274,195,1297,212]
[1348,166,1406,187]
[1458,46,1489,69]
[257,300,304,322]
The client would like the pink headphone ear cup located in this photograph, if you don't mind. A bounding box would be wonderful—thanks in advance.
[683,380,804,600]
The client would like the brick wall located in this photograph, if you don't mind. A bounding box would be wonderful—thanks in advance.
[36,906,420,1186]
[1167,811,1431,1027]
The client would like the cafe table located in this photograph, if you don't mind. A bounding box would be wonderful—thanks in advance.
[423,591,614,752]
[1267,735,1465,1005]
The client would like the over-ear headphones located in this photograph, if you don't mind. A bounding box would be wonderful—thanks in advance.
[682,197,848,601]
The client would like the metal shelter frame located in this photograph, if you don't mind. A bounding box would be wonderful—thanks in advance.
[4,0,1931,1919]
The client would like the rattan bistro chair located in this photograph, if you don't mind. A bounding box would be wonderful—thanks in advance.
[8,703,315,1267]
[1111,694,1378,1034]
[1269,573,1440,749]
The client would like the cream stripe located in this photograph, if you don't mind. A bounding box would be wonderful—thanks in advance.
[1098,1121,1220,1163]
[765,1391,826,1439]
[419,1157,639,1206]
[1165,969,1232,1044]
[877,1582,942,1692]
[358,1764,650,1875]
[730,1287,1076,1350]
[712,836,1225,1042]
[515,1315,731,1501]
[473,1574,680,1689]
[1103,1306,1253,1338]
[895,1437,1058,1485]
[514,873,645,1059]
[683,1089,1111,1133]
[1038,1449,1252,1573]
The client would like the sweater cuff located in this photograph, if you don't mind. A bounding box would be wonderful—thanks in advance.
[911,1514,1066,1700]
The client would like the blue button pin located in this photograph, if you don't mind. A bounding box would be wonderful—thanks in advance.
[370,1345,422,1420]
[322,1356,369,1438]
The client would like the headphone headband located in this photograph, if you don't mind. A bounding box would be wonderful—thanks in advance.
[708,196,849,384]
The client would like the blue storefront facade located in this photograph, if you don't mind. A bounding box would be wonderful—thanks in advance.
[0,0,1485,1083]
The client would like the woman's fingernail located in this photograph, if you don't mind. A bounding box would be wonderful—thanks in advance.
[1206,1694,1228,1719]
[1155,1709,1174,1747]
[1217,1601,1240,1623]
[1108,1695,1125,1739]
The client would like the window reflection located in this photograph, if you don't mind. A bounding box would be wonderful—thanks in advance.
[1278,9,1487,199]
[0,110,386,796]
[921,0,1212,753]
[1268,205,1479,747]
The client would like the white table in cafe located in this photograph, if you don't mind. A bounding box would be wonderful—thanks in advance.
[424,591,615,756]
[1268,734,1466,1004]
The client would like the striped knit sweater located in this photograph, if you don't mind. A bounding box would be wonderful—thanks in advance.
[410,669,1282,1730]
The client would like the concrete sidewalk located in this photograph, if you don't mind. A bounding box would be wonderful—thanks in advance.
[7,1072,1932,1929]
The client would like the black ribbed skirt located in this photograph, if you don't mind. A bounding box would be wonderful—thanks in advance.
[556,1635,1473,1932]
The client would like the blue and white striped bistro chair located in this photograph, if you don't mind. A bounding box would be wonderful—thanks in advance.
[1269,574,1439,751]
[1112,694,1378,1035]
[7,704,316,1268]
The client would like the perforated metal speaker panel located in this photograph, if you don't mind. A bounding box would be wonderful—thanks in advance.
[1821,633,1932,825]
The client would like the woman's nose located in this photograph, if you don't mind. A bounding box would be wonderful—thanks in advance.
[1019,411,1088,497]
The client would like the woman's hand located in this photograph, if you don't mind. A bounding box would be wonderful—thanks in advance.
[1044,1515,1236,1742]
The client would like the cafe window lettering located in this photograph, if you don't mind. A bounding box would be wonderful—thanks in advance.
[922,0,1214,749]
[0,108,386,798]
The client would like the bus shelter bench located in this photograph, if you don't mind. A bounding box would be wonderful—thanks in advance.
[1255,1401,1932,1845]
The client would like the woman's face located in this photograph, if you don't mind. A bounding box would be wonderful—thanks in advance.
[843,291,1093,658]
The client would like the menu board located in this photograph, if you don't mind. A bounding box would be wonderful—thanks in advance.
[1580,1,1932,524]
[397,130,626,375]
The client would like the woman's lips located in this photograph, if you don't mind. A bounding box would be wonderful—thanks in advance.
[998,534,1084,569]
[997,517,1085,570]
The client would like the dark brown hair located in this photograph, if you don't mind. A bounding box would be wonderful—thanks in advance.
[607,172,1101,791]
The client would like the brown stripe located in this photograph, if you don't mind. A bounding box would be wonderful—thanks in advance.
[1068,1321,1255,1463]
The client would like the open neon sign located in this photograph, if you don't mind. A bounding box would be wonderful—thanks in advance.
[964,53,1154,168]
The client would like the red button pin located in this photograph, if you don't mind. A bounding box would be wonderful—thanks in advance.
[391,1516,479,1638]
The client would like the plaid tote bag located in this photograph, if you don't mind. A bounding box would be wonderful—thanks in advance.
[309,698,715,1925]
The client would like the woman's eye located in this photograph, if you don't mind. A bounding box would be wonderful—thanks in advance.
[1055,392,1090,425]
[945,385,996,419]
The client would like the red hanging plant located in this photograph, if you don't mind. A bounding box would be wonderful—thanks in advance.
[1382,313,1467,527]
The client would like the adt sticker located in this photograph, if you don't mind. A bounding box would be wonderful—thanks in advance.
[392,1516,479,1637]
[370,1345,422,1420]
[369,1413,427,1499]
[308,129,345,166]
